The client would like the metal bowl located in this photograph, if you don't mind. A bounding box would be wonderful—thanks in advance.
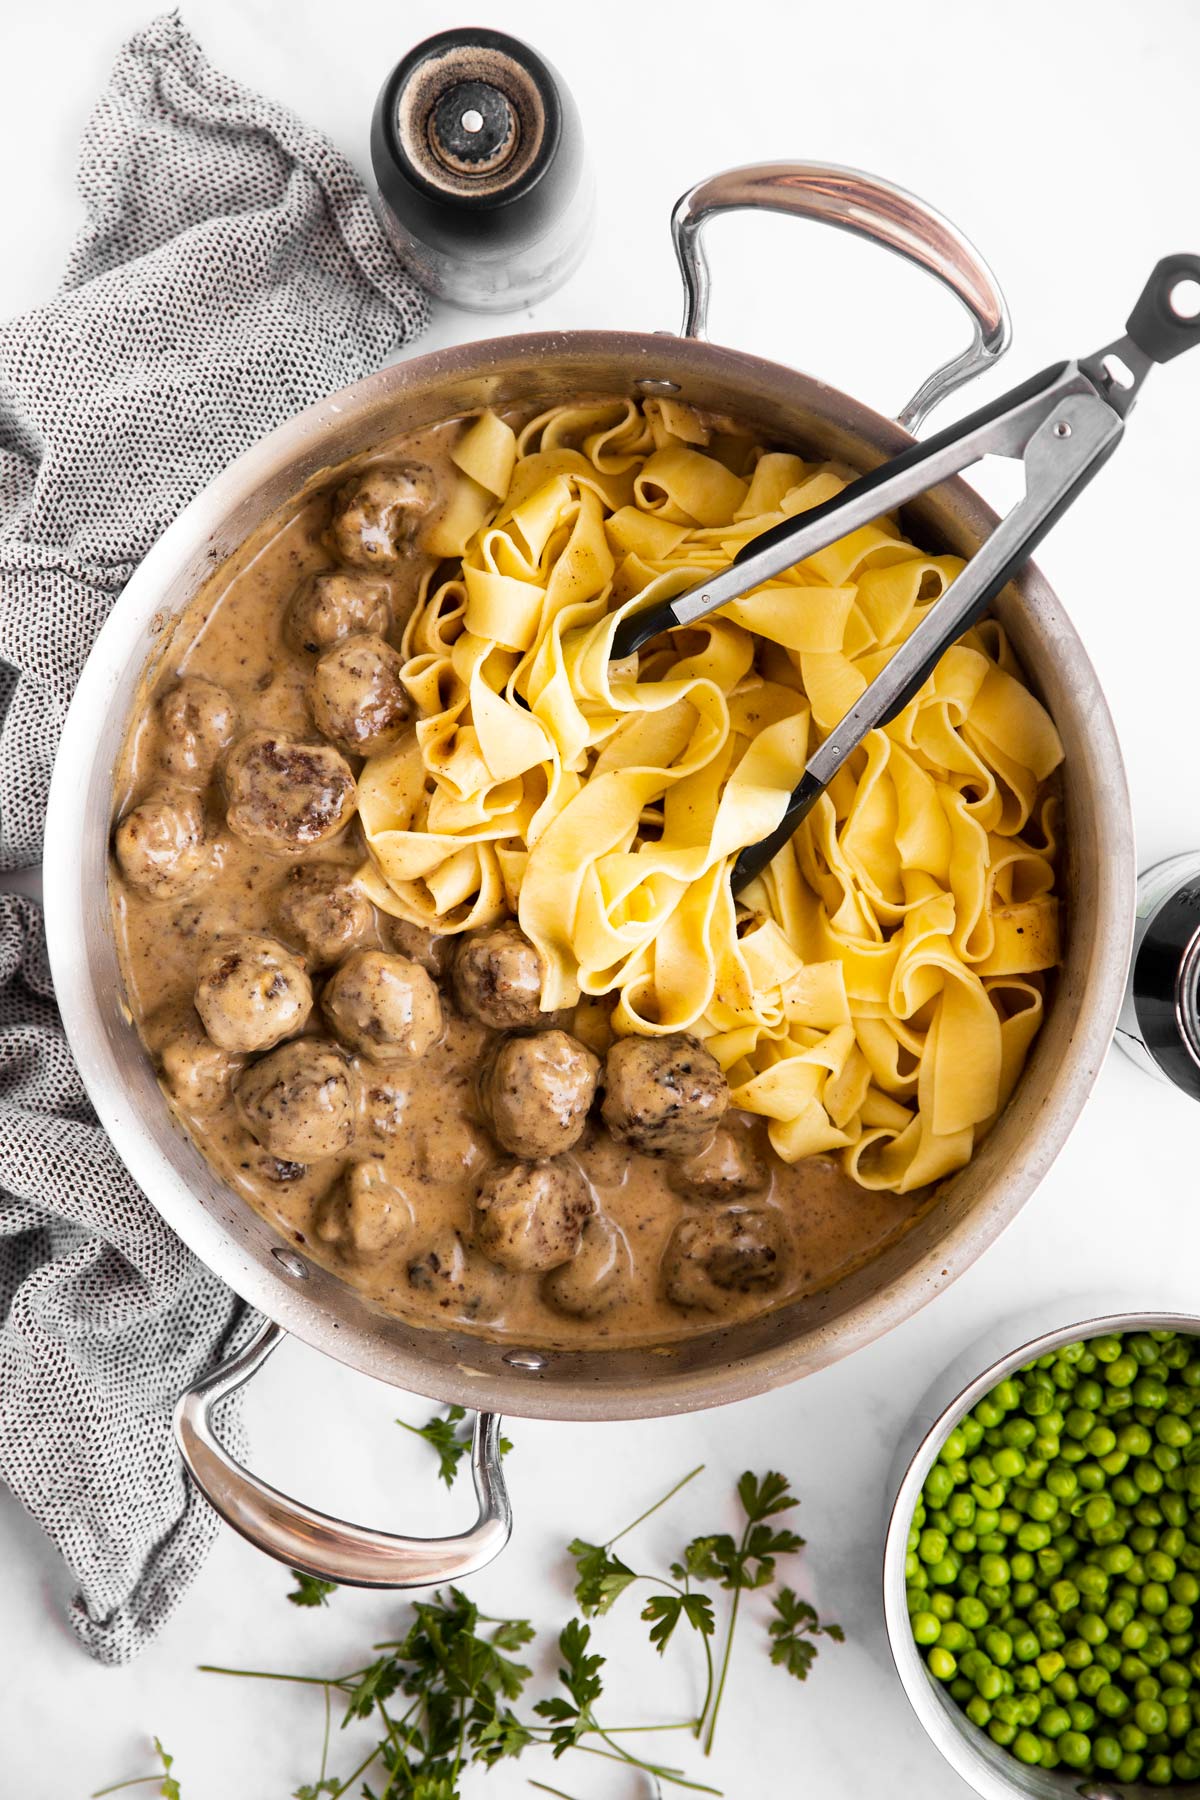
[41,163,1136,1587]
[884,1309,1200,1800]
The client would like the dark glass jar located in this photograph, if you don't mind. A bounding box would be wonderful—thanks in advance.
[1115,852,1200,1100]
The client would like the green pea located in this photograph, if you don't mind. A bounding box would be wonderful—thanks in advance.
[1011,1729,1041,1764]
[1137,1461,1165,1495]
[912,1611,941,1645]
[1051,1579,1081,1614]
[1174,1750,1200,1778]
[1143,1583,1170,1616]
[1018,1521,1052,1552]
[939,1622,971,1653]
[1109,1356,1139,1388]
[985,1628,1013,1666]
[931,1592,956,1621]
[1124,1620,1151,1651]
[1063,1638,1094,1671]
[1097,1682,1131,1717]
[1058,1729,1091,1767]
[940,1427,967,1464]
[1084,1494,1116,1532]
[1092,1336,1123,1364]
[1002,1418,1036,1449]
[1159,1414,1192,1449]
[1094,1733,1123,1769]
[1037,1651,1066,1682]
[962,1415,985,1452]
[1169,1702,1193,1737]
[977,1665,1005,1702]
[1096,1642,1123,1672]
[1121,1722,1149,1752]
[1088,1426,1118,1458]
[1116,1752,1144,1781]
[1039,1704,1070,1738]
[1147,1752,1174,1784]
[988,1719,1017,1747]
[1173,1573,1200,1606]
[1134,1377,1169,1410]
[1013,1630,1040,1663]
[1053,1670,1080,1703]
[1080,1664,1110,1697]
[928,1647,957,1681]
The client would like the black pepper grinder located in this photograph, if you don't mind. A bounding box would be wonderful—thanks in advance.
[371,27,593,313]
[1116,853,1200,1102]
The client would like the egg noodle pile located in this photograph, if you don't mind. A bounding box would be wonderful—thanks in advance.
[356,399,1062,1195]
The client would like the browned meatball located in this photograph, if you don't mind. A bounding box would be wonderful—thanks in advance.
[194,934,312,1053]
[275,864,373,968]
[234,1039,358,1161]
[310,633,410,757]
[329,465,435,570]
[323,950,442,1063]
[452,920,546,1029]
[601,1034,728,1158]
[315,1159,415,1256]
[286,570,392,655]
[385,915,454,978]
[668,1129,767,1204]
[114,791,210,900]
[480,1030,599,1159]
[662,1209,787,1312]
[407,1229,505,1321]
[473,1157,594,1273]
[158,1015,241,1113]
[542,1215,631,1318]
[223,730,356,855]
[156,677,237,785]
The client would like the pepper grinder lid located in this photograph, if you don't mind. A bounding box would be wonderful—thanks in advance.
[371,28,587,266]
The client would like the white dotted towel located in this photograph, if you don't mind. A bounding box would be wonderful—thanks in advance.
[0,11,427,1663]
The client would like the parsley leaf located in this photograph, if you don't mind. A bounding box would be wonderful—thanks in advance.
[92,1737,181,1799]
[398,1404,514,1488]
[568,1537,637,1614]
[287,1570,338,1608]
[642,1591,716,1654]
[767,1587,845,1682]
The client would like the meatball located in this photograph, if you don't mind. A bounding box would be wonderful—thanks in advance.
[114,790,210,900]
[473,1157,594,1273]
[385,915,454,978]
[158,1015,240,1113]
[480,1030,599,1159]
[601,1034,729,1158]
[310,633,410,757]
[543,1215,631,1319]
[316,1159,415,1256]
[407,1229,505,1321]
[452,920,546,1030]
[329,464,435,570]
[662,1209,787,1312]
[322,950,442,1063]
[234,1039,358,1161]
[668,1129,767,1204]
[286,570,392,655]
[223,730,356,855]
[275,863,373,968]
[194,934,312,1054]
[156,677,237,784]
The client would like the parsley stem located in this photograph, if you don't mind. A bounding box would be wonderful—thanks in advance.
[609,1464,706,1548]
[528,1784,583,1799]
[198,1663,359,1687]
[568,1740,722,1793]
[702,1516,753,1757]
[330,1740,385,1799]
[320,1681,331,1786]
[91,1779,162,1797]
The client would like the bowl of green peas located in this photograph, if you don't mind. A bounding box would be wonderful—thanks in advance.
[884,1313,1200,1798]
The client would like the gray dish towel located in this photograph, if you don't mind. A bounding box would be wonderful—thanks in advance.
[0,12,428,1664]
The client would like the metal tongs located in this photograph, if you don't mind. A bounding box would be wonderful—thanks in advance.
[611,256,1200,892]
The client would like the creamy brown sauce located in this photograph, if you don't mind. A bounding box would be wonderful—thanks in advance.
[109,407,931,1350]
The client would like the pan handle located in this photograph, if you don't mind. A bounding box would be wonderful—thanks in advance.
[671,161,1011,434]
[174,1317,512,1587]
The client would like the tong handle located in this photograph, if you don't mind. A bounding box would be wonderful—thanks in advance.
[1126,255,1200,364]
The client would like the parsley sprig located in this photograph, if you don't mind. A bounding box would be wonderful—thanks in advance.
[397,1404,513,1490]
[92,1736,180,1799]
[99,1455,842,1798]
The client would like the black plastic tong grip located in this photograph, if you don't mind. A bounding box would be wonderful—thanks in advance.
[1126,255,1200,363]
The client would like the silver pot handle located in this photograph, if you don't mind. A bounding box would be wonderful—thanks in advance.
[173,1318,512,1587]
[671,161,1011,433]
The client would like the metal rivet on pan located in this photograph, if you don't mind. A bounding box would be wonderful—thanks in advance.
[502,1349,547,1370]
[1053,420,1072,438]
[635,377,681,395]
[272,1247,309,1280]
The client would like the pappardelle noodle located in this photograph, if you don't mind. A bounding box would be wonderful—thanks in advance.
[355,398,1062,1196]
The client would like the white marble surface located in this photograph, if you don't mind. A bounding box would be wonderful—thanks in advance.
[5,1,1200,1794]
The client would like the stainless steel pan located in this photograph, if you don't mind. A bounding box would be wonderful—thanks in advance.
[42,163,1135,1589]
